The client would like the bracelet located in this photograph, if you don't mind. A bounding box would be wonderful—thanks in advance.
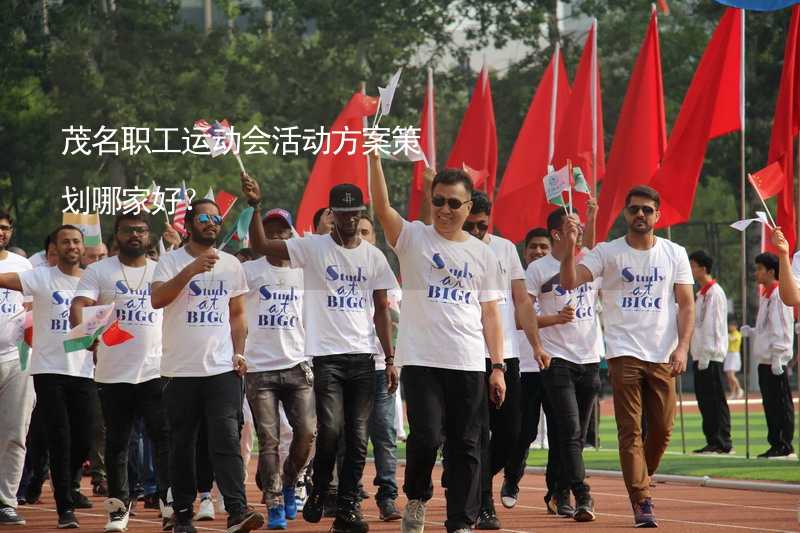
[247,199,261,208]
[385,356,395,366]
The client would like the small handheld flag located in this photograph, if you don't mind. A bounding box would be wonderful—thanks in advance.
[194,119,247,174]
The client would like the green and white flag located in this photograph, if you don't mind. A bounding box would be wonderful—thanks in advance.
[62,213,102,246]
[63,303,115,353]
[543,164,571,206]
[573,166,591,194]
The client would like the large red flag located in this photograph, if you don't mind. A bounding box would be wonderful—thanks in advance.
[650,8,743,227]
[494,47,571,242]
[767,5,800,252]
[596,10,667,242]
[407,68,437,220]
[446,66,498,198]
[296,93,379,231]
[553,18,605,218]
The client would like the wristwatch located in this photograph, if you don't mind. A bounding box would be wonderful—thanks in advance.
[491,362,507,373]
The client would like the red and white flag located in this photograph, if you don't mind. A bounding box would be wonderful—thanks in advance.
[172,181,190,237]
[194,119,238,157]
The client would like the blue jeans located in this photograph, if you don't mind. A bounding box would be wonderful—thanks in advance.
[368,370,398,502]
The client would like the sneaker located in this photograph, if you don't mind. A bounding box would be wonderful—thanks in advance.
[301,490,324,523]
[757,447,784,458]
[573,492,596,522]
[93,479,109,497]
[330,501,369,533]
[282,487,297,520]
[692,444,718,454]
[226,507,265,533]
[453,530,473,533]
[267,504,287,530]
[173,508,195,533]
[294,480,307,511]
[24,484,42,505]
[716,447,735,455]
[555,490,575,518]
[103,499,130,532]
[377,499,401,521]
[475,503,501,530]
[0,504,25,525]
[323,492,338,518]
[173,523,197,533]
[633,498,657,528]
[401,499,426,533]
[161,515,174,531]
[160,499,174,521]
[194,496,214,521]
[500,479,518,509]
[57,510,80,529]
[72,491,93,509]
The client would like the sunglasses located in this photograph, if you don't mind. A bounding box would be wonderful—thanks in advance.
[197,214,223,225]
[432,195,471,210]
[626,205,656,216]
[463,221,489,232]
[119,226,149,235]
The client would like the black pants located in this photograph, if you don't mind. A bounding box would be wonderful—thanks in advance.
[693,361,732,450]
[164,371,247,517]
[17,400,50,502]
[758,364,795,452]
[98,378,170,506]
[311,354,374,507]
[543,359,600,496]
[480,358,520,507]
[504,372,559,497]
[196,418,215,493]
[403,366,485,532]
[32,374,96,515]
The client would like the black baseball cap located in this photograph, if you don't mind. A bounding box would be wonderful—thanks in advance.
[329,183,365,212]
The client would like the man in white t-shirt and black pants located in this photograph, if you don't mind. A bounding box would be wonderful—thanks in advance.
[461,192,548,530]
[242,176,397,533]
[369,153,506,533]
[241,208,315,528]
[527,207,604,522]
[151,199,264,533]
[0,211,34,526]
[70,212,171,532]
[560,185,694,528]
[0,224,96,529]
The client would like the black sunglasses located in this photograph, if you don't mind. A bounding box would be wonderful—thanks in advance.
[463,221,489,232]
[626,205,656,216]
[432,195,471,210]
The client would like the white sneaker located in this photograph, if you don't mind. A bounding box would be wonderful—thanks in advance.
[159,498,173,520]
[103,498,129,532]
[295,482,307,511]
[215,494,226,514]
[401,499,426,533]
[195,496,215,521]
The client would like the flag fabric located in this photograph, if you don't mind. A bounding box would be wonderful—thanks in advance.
[596,9,667,241]
[649,8,743,227]
[173,181,190,237]
[221,207,254,249]
[62,213,102,246]
[377,68,403,116]
[446,66,498,198]
[101,320,134,347]
[573,167,591,194]
[295,93,379,231]
[462,163,489,187]
[657,0,671,14]
[194,119,238,157]
[408,68,437,221]
[379,127,428,164]
[214,190,238,219]
[749,161,787,199]
[64,304,115,353]
[715,0,799,10]
[494,46,571,242]
[204,187,215,200]
[544,164,572,206]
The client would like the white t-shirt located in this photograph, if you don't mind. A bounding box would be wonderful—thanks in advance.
[689,281,728,367]
[75,256,162,384]
[579,236,693,364]
[753,284,794,366]
[0,252,32,363]
[152,247,248,377]
[517,330,540,373]
[392,220,502,372]
[243,258,306,372]
[374,287,402,372]
[19,266,93,378]
[286,234,397,357]
[29,250,48,269]
[791,251,800,283]
[526,253,604,364]
[486,235,526,359]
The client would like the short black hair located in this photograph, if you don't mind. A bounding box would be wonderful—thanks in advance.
[524,227,549,247]
[185,198,220,227]
[0,210,13,226]
[431,168,474,196]
[755,252,780,280]
[313,207,327,231]
[114,212,151,235]
[469,191,492,216]
[689,250,713,274]
[51,224,84,243]
[546,207,570,236]
[359,212,374,225]
[236,248,255,261]
[43,233,53,251]
[625,185,660,209]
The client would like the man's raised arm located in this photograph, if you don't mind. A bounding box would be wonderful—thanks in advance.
[368,152,405,248]
[240,172,290,260]
[559,214,594,290]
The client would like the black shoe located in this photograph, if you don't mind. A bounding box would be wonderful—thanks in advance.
[377,499,401,521]
[475,502,501,530]
[172,507,195,533]
[23,487,41,505]
[57,510,79,529]
[92,479,108,496]
[173,522,196,533]
[226,507,265,533]
[0,504,26,525]
[573,492,596,522]
[757,447,784,458]
[72,491,93,509]
[358,488,370,500]
[331,501,368,533]
[323,492,338,518]
[500,479,519,509]
[161,515,175,531]
[143,493,160,510]
[555,490,575,518]
[302,491,325,523]
[692,444,718,454]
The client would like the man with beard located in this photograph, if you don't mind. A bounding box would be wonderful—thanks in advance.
[241,175,396,533]
[0,225,95,529]
[559,185,694,528]
[70,212,171,532]
[0,211,34,526]
[151,199,264,533]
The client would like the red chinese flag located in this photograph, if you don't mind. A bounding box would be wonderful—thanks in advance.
[650,8,743,228]
[408,68,437,220]
[494,47,571,242]
[101,320,134,347]
[749,162,786,200]
[214,191,237,219]
[295,93,379,231]
[596,10,667,242]
[446,66,498,198]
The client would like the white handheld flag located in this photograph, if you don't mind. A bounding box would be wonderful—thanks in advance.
[378,68,403,116]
